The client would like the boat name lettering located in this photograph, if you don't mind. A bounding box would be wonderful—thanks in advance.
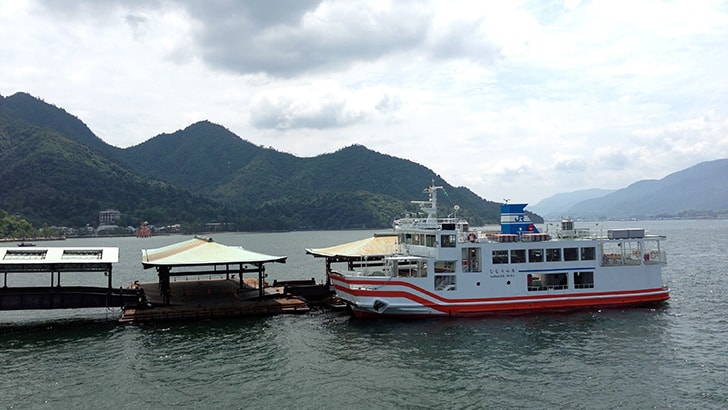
[490,268,516,274]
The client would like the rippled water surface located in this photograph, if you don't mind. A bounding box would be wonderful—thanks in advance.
[1,221,727,409]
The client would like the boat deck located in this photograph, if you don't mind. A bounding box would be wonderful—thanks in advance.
[119,278,309,323]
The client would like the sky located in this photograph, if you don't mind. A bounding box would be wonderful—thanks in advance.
[1,0,727,205]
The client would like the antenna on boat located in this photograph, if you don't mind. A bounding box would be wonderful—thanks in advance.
[412,182,443,227]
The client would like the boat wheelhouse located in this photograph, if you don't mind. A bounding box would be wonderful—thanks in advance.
[325,184,669,317]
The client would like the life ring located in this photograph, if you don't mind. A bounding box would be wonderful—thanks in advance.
[467,232,477,243]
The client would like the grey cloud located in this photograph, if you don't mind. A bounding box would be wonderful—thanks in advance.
[249,87,401,130]
[38,0,502,77]
[553,156,587,172]
[250,94,362,129]
[181,0,431,77]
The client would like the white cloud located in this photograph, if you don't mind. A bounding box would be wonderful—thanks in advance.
[1,0,727,204]
[249,82,403,130]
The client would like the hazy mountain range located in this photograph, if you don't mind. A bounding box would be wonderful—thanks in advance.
[530,159,728,219]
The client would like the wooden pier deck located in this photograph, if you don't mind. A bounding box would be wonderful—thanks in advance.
[119,278,309,323]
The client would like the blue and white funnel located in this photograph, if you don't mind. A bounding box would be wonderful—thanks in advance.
[500,204,539,235]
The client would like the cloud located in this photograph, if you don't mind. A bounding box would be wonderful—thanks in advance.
[176,0,433,77]
[2,0,728,204]
[250,82,403,129]
[552,154,587,173]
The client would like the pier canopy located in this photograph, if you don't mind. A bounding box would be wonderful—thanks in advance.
[142,236,286,302]
[1,247,118,273]
[305,233,397,261]
[306,234,397,279]
[0,247,142,310]
[142,235,286,269]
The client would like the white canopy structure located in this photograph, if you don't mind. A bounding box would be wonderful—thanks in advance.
[142,235,286,268]
[306,234,397,283]
[142,236,286,303]
[305,234,397,260]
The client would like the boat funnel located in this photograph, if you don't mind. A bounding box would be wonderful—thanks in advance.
[500,204,539,234]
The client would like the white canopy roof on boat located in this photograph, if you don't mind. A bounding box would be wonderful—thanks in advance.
[141,236,286,269]
[305,234,397,259]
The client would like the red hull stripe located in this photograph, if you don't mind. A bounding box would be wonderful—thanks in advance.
[330,276,667,305]
[338,287,669,316]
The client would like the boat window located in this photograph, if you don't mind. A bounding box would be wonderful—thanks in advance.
[510,249,526,264]
[601,242,623,266]
[527,272,568,291]
[546,248,562,262]
[623,241,642,265]
[412,234,421,245]
[528,249,544,263]
[601,241,641,266]
[573,271,594,288]
[426,234,437,247]
[403,233,413,244]
[563,247,578,261]
[394,259,427,278]
[643,240,662,264]
[492,250,509,264]
[435,260,456,273]
[462,248,481,272]
[434,275,456,291]
[580,247,595,261]
[441,234,456,248]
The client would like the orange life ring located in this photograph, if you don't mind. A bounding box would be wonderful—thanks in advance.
[467,232,477,243]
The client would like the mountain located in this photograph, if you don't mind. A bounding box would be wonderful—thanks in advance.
[0,92,515,231]
[117,122,507,229]
[562,159,728,219]
[0,92,119,156]
[530,189,616,219]
[0,99,235,229]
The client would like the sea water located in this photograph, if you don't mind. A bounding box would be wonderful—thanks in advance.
[1,220,727,409]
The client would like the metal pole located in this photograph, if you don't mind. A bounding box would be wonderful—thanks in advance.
[258,263,264,299]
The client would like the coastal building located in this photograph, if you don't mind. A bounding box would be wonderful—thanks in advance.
[99,209,121,225]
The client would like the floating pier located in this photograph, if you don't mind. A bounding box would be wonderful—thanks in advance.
[119,278,309,323]
[1,237,334,324]
[0,246,142,310]
[119,236,311,323]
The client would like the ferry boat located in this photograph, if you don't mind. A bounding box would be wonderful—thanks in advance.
[329,184,669,317]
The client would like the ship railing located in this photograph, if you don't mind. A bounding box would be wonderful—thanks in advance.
[396,217,460,230]
[554,228,595,239]
[601,251,666,266]
[342,267,392,278]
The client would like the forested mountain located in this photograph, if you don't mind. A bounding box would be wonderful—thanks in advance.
[0,92,511,231]
[0,107,235,229]
[0,92,119,157]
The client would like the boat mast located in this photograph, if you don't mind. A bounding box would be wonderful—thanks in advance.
[411,182,442,228]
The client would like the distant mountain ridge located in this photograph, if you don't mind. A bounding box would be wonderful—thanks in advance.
[530,189,616,219]
[0,92,512,230]
[533,159,728,219]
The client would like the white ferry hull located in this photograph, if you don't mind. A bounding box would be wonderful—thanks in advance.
[331,273,669,317]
